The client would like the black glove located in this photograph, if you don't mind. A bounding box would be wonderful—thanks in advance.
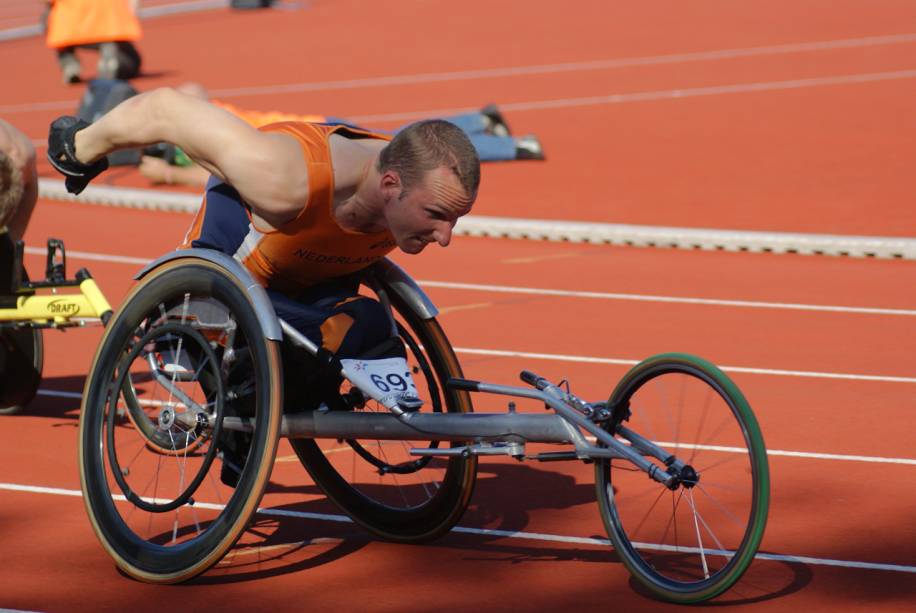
[47,116,109,195]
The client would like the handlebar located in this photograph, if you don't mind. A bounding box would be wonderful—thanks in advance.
[520,370,549,390]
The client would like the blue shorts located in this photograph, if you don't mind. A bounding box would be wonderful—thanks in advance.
[191,177,395,358]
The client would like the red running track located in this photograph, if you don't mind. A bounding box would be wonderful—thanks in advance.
[1,1,916,611]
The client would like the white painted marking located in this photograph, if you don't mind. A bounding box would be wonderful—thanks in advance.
[6,32,916,113]
[420,280,916,316]
[213,35,916,99]
[349,69,916,124]
[33,179,916,259]
[22,242,916,315]
[649,441,916,466]
[452,347,916,384]
[23,245,151,266]
[2,482,915,574]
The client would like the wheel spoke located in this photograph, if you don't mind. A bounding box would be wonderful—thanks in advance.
[695,482,748,531]
[688,386,714,465]
[685,489,710,579]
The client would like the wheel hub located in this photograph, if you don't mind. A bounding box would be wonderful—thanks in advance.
[157,406,176,430]
[677,464,699,489]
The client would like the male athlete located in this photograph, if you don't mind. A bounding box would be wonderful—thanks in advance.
[0,119,39,242]
[47,86,480,483]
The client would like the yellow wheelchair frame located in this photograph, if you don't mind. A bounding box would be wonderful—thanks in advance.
[0,234,112,414]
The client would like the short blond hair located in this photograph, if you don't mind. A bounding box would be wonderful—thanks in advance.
[0,149,24,229]
[378,120,480,200]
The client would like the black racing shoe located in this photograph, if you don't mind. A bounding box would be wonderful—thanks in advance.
[481,103,511,137]
[515,135,546,161]
[59,51,81,85]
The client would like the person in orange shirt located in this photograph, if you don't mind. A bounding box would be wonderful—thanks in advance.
[44,0,143,84]
[49,87,480,484]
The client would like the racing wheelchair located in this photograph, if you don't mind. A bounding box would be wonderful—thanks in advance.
[0,233,111,414]
[78,249,769,603]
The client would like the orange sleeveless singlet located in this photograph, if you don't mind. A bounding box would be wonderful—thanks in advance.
[182,122,397,294]
[212,101,328,128]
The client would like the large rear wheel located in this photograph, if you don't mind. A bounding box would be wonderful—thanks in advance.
[79,259,283,583]
[289,291,478,542]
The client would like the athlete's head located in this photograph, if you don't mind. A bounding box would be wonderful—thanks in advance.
[0,149,24,228]
[377,120,480,254]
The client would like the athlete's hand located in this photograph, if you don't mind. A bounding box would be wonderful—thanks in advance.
[138,155,171,184]
[47,116,109,195]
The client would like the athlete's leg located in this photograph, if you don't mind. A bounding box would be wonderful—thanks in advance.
[98,41,142,80]
[57,47,80,84]
[465,133,518,161]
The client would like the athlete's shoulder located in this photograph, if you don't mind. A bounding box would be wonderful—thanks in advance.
[258,121,329,140]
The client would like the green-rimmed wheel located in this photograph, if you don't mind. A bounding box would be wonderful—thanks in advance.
[79,259,282,583]
[596,353,769,603]
[289,289,478,542]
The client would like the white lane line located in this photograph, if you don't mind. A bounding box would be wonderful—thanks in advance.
[210,33,916,98]
[348,69,916,124]
[34,388,916,465]
[2,482,914,574]
[23,245,916,316]
[23,246,151,266]
[453,347,916,384]
[764,449,916,465]
[420,280,916,317]
[6,31,916,114]
[649,441,916,466]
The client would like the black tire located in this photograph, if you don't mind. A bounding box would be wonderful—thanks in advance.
[595,353,769,603]
[0,327,43,415]
[78,259,282,583]
[289,290,478,542]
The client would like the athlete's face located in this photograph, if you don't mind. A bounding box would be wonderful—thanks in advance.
[384,165,475,255]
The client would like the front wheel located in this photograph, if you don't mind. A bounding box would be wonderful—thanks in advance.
[595,353,769,603]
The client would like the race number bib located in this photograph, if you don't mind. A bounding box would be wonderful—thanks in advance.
[340,357,423,410]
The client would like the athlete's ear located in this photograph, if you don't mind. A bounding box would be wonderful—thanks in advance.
[380,169,402,202]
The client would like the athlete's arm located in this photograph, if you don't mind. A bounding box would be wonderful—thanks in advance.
[72,87,309,224]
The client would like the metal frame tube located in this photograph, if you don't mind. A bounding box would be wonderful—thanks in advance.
[224,411,577,443]
[464,381,676,486]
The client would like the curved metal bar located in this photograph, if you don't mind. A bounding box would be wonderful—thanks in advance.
[133,249,282,340]
[368,258,439,320]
